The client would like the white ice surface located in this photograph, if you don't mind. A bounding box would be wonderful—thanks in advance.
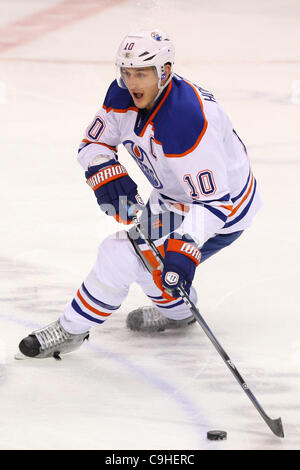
[0,0,300,450]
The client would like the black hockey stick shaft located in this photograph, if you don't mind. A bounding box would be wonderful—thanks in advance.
[131,216,284,438]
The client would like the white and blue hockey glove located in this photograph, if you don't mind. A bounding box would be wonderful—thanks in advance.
[86,157,144,224]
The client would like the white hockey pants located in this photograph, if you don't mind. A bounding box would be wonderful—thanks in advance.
[60,230,198,334]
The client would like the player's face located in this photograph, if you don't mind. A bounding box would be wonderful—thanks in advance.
[121,67,160,110]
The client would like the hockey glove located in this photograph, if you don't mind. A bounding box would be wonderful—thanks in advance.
[152,234,201,299]
[86,158,144,224]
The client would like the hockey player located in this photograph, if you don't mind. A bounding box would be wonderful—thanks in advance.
[18,29,262,359]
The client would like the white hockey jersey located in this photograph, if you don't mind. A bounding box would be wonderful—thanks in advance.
[78,74,262,246]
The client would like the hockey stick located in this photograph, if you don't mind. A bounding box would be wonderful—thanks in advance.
[130,214,284,438]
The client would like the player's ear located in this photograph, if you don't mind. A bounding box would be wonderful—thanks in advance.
[162,63,172,84]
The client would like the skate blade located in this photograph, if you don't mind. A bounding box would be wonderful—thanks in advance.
[14,351,62,360]
[14,351,28,360]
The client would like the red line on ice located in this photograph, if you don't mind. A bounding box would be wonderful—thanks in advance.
[0,0,127,54]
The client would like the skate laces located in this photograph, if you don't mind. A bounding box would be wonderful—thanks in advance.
[34,321,70,351]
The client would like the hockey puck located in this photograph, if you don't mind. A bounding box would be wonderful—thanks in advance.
[207,430,227,441]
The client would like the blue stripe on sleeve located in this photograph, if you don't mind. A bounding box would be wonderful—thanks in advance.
[192,193,231,205]
[223,179,257,228]
[203,204,228,222]
[232,170,251,203]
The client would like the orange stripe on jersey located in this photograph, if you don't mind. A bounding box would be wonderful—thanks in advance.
[220,204,233,211]
[153,136,163,145]
[77,290,111,317]
[103,104,138,114]
[139,81,173,138]
[151,298,173,305]
[164,80,208,158]
[228,175,254,218]
[82,139,118,153]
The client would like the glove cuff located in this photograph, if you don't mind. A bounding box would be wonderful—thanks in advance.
[86,162,128,191]
[166,238,201,266]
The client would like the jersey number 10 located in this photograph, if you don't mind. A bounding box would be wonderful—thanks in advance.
[184,170,216,198]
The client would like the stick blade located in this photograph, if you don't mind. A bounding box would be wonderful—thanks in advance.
[268,417,284,438]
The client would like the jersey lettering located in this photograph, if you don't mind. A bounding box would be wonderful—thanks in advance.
[195,85,216,103]
[198,170,216,196]
[183,170,216,197]
[87,117,105,140]
[183,174,199,198]
[124,42,135,50]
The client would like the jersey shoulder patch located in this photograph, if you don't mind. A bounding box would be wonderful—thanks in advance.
[153,75,208,157]
[103,80,137,113]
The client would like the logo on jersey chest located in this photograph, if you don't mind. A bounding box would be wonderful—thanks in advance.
[123,140,163,189]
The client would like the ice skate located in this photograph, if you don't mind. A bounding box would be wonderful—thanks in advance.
[16,319,89,360]
[126,306,196,333]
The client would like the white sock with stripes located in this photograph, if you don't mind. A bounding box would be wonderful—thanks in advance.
[60,301,94,334]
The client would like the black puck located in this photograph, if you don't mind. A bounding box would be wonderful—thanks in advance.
[207,430,227,441]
